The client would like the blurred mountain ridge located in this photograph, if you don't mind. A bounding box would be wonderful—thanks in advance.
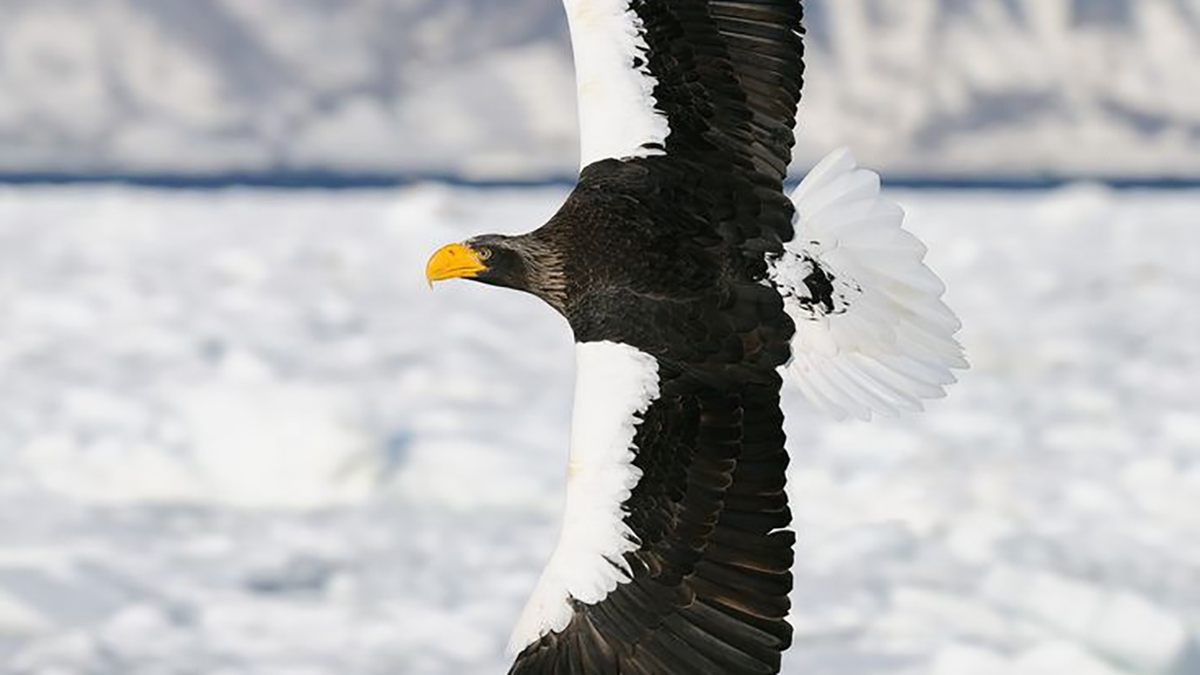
[0,0,1197,179]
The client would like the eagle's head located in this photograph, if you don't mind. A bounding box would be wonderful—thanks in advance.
[426,234,566,312]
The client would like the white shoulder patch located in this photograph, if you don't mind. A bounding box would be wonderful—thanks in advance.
[507,341,660,654]
[563,0,670,169]
[770,148,968,421]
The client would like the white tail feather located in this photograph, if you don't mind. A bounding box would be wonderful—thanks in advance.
[769,148,966,421]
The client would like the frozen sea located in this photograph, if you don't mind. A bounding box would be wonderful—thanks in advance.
[0,184,1197,675]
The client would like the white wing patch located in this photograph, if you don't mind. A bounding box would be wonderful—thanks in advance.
[508,341,660,654]
[770,148,967,421]
[564,0,670,169]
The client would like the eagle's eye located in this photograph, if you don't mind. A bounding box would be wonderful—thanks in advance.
[477,247,493,261]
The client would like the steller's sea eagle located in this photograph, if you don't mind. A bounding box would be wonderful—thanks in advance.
[425,0,965,672]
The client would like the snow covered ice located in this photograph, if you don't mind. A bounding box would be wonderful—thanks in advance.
[0,184,1198,674]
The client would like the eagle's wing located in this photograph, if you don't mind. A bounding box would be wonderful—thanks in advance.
[770,149,968,420]
[567,0,804,232]
[509,334,794,675]
[509,2,805,674]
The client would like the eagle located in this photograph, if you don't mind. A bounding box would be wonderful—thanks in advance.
[425,1,965,672]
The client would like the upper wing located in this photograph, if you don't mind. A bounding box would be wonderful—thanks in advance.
[565,0,805,188]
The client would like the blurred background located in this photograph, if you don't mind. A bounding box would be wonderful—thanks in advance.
[0,1,1198,674]
[2,0,1200,181]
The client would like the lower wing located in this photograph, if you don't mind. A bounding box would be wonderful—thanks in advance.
[509,328,794,674]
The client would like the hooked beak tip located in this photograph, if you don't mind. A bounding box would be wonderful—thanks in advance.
[425,242,487,285]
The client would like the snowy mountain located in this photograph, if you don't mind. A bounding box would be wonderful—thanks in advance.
[0,0,1198,179]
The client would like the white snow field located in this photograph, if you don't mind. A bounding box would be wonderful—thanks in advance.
[0,184,1197,674]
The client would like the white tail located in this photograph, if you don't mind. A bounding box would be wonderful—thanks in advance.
[768,148,967,420]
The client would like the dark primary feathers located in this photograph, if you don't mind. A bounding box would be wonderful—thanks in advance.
[638,0,805,183]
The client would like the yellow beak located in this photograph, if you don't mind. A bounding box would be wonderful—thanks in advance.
[425,242,488,285]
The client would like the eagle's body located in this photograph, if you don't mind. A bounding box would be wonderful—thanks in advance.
[501,159,799,673]
[425,1,964,672]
